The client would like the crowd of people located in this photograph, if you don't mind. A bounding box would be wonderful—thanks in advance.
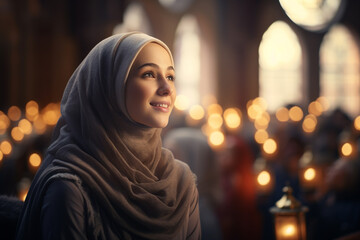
[163,107,360,240]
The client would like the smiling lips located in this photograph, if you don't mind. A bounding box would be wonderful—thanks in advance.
[150,102,171,112]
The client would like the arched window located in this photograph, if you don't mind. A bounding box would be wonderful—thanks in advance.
[173,15,201,109]
[259,21,303,112]
[113,3,152,35]
[320,24,360,117]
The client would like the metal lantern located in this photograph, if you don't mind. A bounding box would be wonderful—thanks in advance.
[270,186,308,240]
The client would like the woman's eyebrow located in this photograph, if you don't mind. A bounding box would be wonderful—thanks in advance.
[137,63,175,71]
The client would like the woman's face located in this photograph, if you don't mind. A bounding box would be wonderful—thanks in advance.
[125,43,176,128]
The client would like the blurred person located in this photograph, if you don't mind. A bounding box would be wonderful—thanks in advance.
[312,157,360,240]
[16,32,201,239]
[163,127,223,240]
[217,134,262,240]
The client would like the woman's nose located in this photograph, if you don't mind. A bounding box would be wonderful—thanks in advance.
[157,77,173,96]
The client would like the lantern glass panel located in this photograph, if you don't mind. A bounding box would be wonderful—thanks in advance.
[274,214,300,240]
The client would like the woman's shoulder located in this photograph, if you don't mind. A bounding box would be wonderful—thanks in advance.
[43,177,85,211]
[41,178,90,239]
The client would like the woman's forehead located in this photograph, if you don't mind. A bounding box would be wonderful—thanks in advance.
[133,43,173,67]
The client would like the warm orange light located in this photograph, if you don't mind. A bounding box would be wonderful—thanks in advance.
[257,170,271,186]
[174,95,189,111]
[207,103,223,115]
[263,138,277,155]
[18,119,32,135]
[341,143,353,157]
[302,114,317,133]
[254,129,269,144]
[26,100,39,121]
[19,190,28,202]
[247,104,263,121]
[0,140,12,155]
[208,130,225,148]
[29,153,42,168]
[208,113,223,129]
[308,101,323,116]
[289,106,303,122]
[0,112,11,134]
[281,224,297,237]
[0,151,3,162]
[304,167,316,181]
[42,103,61,126]
[252,97,268,110]
[254,112,270,130]
[11,127,24,142]
[317,96,330,112]
[17,178,31,202]
[189,105,205,120]
[354,116,360,131]
[8,106,22,122]
[33,117,47,134]
[276,107,289,122]
[223,108,241,130]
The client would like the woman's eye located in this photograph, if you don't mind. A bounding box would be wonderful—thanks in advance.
[143,72,154,78]
[167,75,175,81]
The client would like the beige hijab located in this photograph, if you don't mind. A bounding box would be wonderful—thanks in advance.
[16,32,199,239]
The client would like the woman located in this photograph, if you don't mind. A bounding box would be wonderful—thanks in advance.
[16,32,201,239]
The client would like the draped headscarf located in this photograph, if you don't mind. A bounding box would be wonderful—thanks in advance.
[16,32,199,239]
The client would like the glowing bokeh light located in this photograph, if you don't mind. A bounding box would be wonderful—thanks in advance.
[0,112,10,134]
[254,129,269,144]
[302,114,317,133]
[308,101,323,116]
[29,153,42,168]
[247,104,264,121]
[189,105,205,120]
[341,142,353,157]
[252,97,268,111]
[33,117,47,134]
[354,116,360,131]
[304,167,316,181]
[11,127,24,142]
[174,95,189,111]
[208,113,223,129]
[223,108,241,130]
[208,130,225,148]
[18,119,33,135]
[276,107,289,122]
[289,106,303,122]
[316,96,330,111]
[8,106,22,122]
[42,103,61,126]
[254,112,270,130]
[0,140,12,155]
[263,138,277,155]
[25,100,39,121]
[207,103,223,115]
[257,170,271,186]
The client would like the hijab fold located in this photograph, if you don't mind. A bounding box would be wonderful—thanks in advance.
[16,32,197,240]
